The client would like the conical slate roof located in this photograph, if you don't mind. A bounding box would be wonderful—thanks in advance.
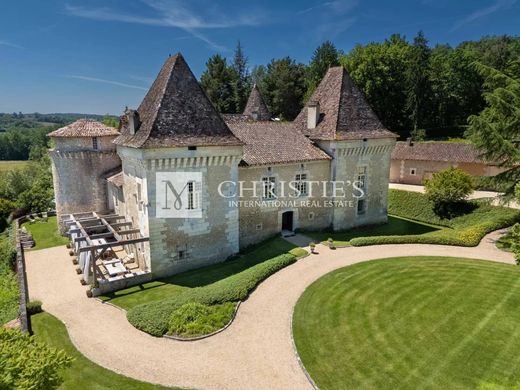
[293,67,396,140]
[114,53,241,148]
[48,119,119,138]
[243,84,271,121]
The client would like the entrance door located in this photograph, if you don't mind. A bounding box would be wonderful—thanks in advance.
[282,211,294,231]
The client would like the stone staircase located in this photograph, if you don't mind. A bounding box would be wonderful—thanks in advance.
[18,229,35,249]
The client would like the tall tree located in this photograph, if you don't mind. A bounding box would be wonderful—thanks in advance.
[305,41,341,100]
[230,41,252,113]
[262,57,306,120]
[466,60,520,197]
[200,54,235,113]
[341,34,412,132]
[405,31,432,137]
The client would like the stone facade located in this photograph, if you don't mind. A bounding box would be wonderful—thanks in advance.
[49,135,121,230]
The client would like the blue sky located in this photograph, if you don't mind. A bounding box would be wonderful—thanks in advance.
[0,0,518,115]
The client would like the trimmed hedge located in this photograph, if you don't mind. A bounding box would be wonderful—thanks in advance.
[168,302,235,338]
[352,191,520,247]
[128,253,296,336]
[0,232,18,325]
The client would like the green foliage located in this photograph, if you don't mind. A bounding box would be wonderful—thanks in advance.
[510,223,520,265]
[27,300,43,315]
[351,189,520,247]
[424,167,474,216]
[200,54,236,113]
[0,234,18,325]
[305,41,341,100]
[102,115,120,128]
[168,302,235,338]
[230,41,252,113]
[261,57,306,120]
[0,327,72,389]
[127,253,296,336]
[466,60,520,197]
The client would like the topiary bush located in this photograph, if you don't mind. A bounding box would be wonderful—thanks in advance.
[0,327,72,389]
[168,302,235,338]
[127,253,296,336]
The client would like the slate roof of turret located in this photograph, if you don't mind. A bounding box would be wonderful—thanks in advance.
[243,84,271,121]
[114,53,242,148]
[47,119,119,138]
[293,66,397,140]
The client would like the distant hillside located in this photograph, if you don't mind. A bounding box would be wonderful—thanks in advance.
[0,112,117,132]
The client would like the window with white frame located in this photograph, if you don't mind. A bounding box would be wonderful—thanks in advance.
[92,137,98,150]
[357,166,367,192]
[262,176,276,199]
[295,173,308,196]
[187,181,201,210]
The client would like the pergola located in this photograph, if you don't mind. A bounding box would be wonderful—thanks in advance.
[62,212,149,284]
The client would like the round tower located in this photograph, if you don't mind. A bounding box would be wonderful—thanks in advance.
[48,119,121,229]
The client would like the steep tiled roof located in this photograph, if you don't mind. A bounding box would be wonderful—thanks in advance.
[114,53,242,148]
[391,142,488,163]
[226,119,331,166]
[47,119,119,138]
[293,67,396,141]
[243,84,271,121]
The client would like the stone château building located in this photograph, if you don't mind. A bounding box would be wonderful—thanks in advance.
[49,53,396,282]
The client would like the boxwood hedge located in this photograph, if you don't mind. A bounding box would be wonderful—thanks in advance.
[127,253,296,336]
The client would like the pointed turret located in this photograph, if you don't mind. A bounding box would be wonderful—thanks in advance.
[293,67,396,140]
[243,84,271,121]
[114,53,241,148]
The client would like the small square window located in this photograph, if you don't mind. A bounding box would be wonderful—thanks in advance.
[255,223,263,231]
[188,146,197,151]
[92,137,98,150]
[308,212,315,221]
[410,168,417,176]
[178,250,186,260]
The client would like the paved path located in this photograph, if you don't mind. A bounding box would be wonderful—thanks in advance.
[25,230,514,390]
[389,183,520,209]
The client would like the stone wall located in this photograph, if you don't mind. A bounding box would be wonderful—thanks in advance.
[237,160,332,248]
[118,145,242,279]
[390,159,506,185]
[317,137,396,231]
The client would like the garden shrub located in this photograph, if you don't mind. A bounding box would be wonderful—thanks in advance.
[27,300,43,315]
[424,167,473,217]
[0,327,72,389]
[168,302,235,337]
[0,234,19,325]
[128,253,296,336]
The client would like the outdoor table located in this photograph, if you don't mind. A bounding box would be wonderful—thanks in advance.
[103,259,127,276]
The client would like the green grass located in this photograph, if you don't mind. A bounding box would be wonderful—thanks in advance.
[496,231,514,252]
[100,236,301,310]
[293,256,520,390]
[31,312,171,389]
[22,216,68,250]
[167,302,236,337]
[304,215,440,246]
[0,160,30,172]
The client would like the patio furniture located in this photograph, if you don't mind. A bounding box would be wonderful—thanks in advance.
[102,259,127,277]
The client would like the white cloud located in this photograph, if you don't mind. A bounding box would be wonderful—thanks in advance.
[0,40,24,49]
[65,1,265,51]
[65,75,148,91]
[451,0,517,31]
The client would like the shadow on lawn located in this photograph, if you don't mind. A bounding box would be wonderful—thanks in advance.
[100,237,298,301]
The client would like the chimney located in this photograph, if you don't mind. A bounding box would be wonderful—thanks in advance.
[406,137,413,146]
[307,101,320,129]
[125,108,140,135]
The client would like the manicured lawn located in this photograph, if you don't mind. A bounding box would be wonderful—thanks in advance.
[22,216,68,250]
[167,302,236,337]
[0,160,29,172]
[31,312,171,389]
[100,237,302,310]
[305,215,440,246]
[293,256,520,389]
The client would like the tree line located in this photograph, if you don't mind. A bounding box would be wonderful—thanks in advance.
[200,34,520,138]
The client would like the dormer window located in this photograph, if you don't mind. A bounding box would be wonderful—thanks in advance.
[92,137,98,150]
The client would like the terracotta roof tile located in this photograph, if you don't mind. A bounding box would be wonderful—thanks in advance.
[391,142,487,163]
[47,119,119,138]
[114,53,242,148]
[293,67,396,141]
[243,84,271,121]
[226,119,331,166]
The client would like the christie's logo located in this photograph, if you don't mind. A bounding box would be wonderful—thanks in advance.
[156,172,202,218]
